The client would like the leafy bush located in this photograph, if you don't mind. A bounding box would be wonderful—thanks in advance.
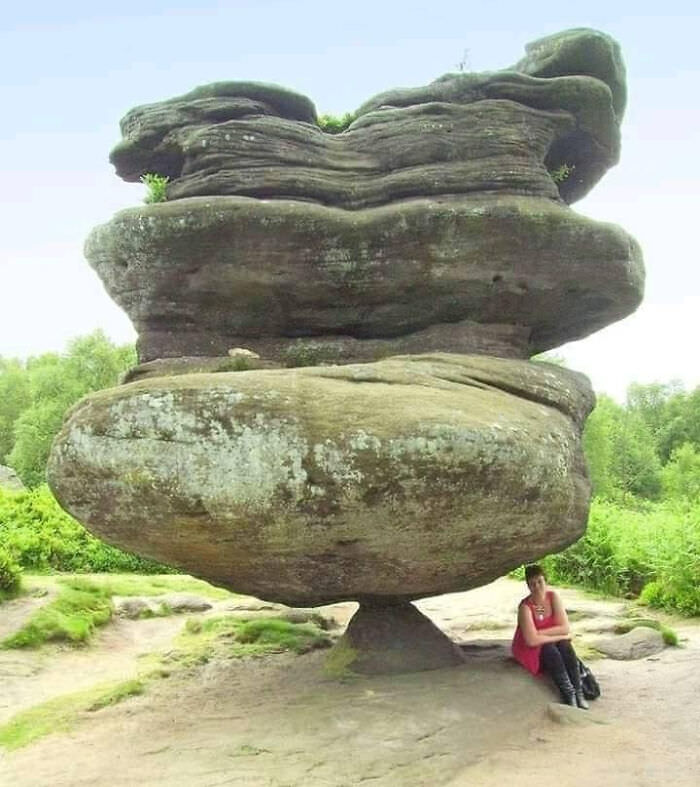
[541,498,700,615]
[317,112,356,134]
[0,546,22,596]
[141,173,169,203]
[283,342,325,368]
[0,486,174,574]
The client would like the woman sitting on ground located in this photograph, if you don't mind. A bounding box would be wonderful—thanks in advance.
[512,564,588,709]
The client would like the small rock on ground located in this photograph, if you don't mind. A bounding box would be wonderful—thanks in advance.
[593,627,665,660]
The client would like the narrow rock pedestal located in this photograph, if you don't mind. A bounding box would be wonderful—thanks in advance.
[329,599,465,675]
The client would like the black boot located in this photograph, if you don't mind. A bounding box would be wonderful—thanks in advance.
[556,640,589,710]
[571,661,589,710]
[553,665,576,706]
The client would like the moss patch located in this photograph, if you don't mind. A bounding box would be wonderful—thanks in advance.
[67,573,233,600]
[0,679,144,751]
[1,578,112,649]
[323,638,359,679]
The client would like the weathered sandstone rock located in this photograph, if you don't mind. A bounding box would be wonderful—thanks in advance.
[50,28,643,673]
[593,627,666,660]
[87,29,642,365]
[48,354,593,607]
[0,465,25,492]
[111,30,623,207]
[86,195,643,363]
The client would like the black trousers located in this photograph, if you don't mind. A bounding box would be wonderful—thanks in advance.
[539,640,581,693]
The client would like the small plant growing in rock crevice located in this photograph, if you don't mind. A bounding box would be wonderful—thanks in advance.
[141,173,169,204]
[549,163,575,184]
[317,112,357,134]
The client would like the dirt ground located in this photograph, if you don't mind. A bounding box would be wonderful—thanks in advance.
[0,578,698,787]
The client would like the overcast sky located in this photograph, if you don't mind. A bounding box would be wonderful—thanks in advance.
[1,1,697,401]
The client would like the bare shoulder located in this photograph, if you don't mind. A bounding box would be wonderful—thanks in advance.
[518,597,532,614]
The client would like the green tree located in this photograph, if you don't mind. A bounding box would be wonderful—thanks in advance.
[583,395,662,500]
[0,359,31,462]
[661,443,700,500]
[6,332,135,487]
[582,395,619,498]
[611,410,663,499]
[657,388,700,462]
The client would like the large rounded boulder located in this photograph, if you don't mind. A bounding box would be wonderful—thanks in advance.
[48,354,593,606]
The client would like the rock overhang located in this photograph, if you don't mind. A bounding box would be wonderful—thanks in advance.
[86,194,643,362]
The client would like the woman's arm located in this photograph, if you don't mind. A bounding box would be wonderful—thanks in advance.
[518,602,571,647]
[544,591,571,636]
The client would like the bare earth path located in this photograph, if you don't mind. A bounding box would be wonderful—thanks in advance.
[1,578,698,786]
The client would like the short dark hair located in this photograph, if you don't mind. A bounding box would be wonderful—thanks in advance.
[525,564,546,583]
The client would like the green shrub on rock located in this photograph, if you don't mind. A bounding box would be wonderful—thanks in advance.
[316,112,356,134]
[141,173,169,204]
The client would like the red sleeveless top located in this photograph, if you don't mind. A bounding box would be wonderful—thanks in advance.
[511,590,556,675]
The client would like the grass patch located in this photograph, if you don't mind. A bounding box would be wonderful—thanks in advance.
[152,614,332,675]
[234,618,330,654]
[86,679,144,711]
[468,618,509,631]
[0,679,145,751]
[317,112,356,134]
[78,573,233,600]
[1,578,112,649]
[0,573,232,649]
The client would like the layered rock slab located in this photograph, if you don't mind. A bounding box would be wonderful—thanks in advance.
[48,354,593,608]
[88,28,642,367]
[111,30,624,206]
[86,194,643,363]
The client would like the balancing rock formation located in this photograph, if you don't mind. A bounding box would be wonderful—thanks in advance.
[49,28,644,674]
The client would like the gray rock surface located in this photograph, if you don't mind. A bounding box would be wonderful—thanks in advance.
[334,600,466,674]
[593,627,666,660]
[86,195,643,363]
[111,29,623,206]
[0,465,25,491]
[85,28,643,366]
[114,597,159,619]
[48,354,593,607]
